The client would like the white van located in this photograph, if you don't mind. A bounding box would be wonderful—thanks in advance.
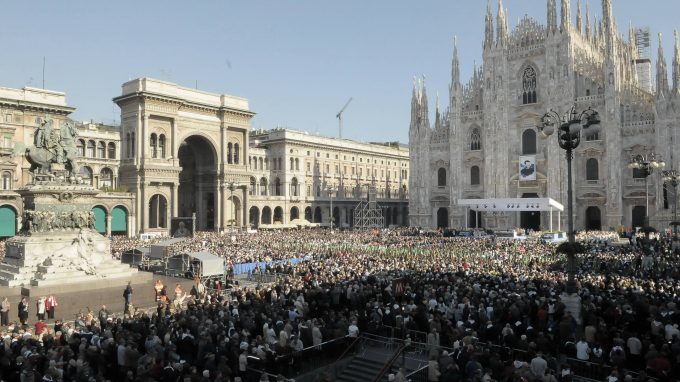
[540,231,567,244]
[494,230,528,241]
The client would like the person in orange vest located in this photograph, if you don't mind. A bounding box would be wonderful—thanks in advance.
[45,295,58,319]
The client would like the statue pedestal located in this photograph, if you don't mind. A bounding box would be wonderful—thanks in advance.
[0,183,138,287]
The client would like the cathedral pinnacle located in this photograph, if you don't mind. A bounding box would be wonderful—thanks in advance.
[547,0,557,35]
[496,0,508,46]
[560,0,571,33]
[576,0,582,34]
[657,33,669,98]
[673,30,680,94]
[484,1,494,50]
[585,2,591,39]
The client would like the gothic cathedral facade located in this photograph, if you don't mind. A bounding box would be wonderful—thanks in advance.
[409,0,680,232]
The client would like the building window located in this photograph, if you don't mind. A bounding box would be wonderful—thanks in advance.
[438,168,446,187]
[80,166,93,185]
[470,166,480,185]
[291,177,299,197]
[97,141,106,158]
[159,135,166,158]
[522,66,537,104]
[470,127,481,151]
[150,134,158,158]
[274,178,281,196]
[260,178,268,196]
[2,172,11,190]
[295,158,299,171]
[586,158,599,180]
[585,130,600,141]
[77,139,85,157]
[100,167,113,189]
[522,129,537,155]
[107,142,116,159]
[4,114,12,123]
[234,143,240,164]
[227,143,233,164]
[307,162,311,172]
[663,183,669,209]
[249,177,256,196]
[87,140,96,158]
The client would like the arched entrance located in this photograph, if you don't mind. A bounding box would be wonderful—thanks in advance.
[585,206,602,231]
[520,193,540,231]
[92,206,107,234]
[149,194,168,229]
[304,207,312,221]
[437,208,449,228]
[249,206,260,228]
[468,209,478,228]
[0,205,17,237]
[290,207,299,220]
[273,206,284,223]
[178,135,217,230]
[227,196,242,228]
[632,205,646,229]
[111,206,128,235]
[314,207,322,223]
[262,206,272,224]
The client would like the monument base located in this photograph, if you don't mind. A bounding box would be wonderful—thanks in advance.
[0,229,137,287]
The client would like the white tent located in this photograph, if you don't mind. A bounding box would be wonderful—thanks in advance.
[457,198,564,231]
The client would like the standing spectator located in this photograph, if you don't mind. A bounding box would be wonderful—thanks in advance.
[98,305,110,327]
[36,296,46,321]
[576,338,590,361]
[123,281,133,311]
[348,320,359,338]
[0,297,9,326]
[45,294,57,319]
[530,352,548,379]
[18,297,28,325]
[154,279,164,301]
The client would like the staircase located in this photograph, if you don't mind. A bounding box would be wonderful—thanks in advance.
[336,356,385,382]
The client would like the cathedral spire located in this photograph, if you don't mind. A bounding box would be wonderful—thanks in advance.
[496,0,508,46]
[451,37,460,90]
[576,0,582,34]
[673,30,680,94]
[560,0,571,33]
[585,2,591,39]
[419,75,430,129]
[602,0,615,55]
[484,1,494,50]
[410,76,420,131]
[547,0,557,35]
[657,33,669,98]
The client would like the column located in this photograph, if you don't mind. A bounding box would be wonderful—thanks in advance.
[106,215,112,237]
[216,182,222,232]
[127,215,134,238]
[135,107,142,166]
[138,183,145,232]
[170,183,178,218]
[221,186,228,232]
[171,118,178,165]
[242,187,248,228]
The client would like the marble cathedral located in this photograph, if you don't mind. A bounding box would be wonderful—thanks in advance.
[409,0,680,232]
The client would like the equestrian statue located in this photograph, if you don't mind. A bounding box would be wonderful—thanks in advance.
[13,116,80,182]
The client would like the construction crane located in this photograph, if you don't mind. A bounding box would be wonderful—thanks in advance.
[336,97,352,139]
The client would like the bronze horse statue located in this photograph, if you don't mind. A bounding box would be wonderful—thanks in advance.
[13,143,80,180]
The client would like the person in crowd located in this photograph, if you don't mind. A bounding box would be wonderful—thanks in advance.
[45,294,57,319]
[17,296,28,325]
[0,296,9,326]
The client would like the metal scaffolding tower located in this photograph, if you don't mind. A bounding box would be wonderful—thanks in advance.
[353,185,385,229]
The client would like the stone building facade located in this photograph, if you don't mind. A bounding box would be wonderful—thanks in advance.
[409,0,680,232]
[247,128,409,228]
[0,87,134,237]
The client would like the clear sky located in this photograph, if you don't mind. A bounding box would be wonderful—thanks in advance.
[1,1,678,144]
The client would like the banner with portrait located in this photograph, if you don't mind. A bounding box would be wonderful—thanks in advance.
[170,217,195,238]
[519,155,536,181]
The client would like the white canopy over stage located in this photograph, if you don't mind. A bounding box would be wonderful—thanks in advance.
[457,198,564,231]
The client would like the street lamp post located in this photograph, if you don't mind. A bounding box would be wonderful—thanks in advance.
[628,153,665,227]
[537,106,601,294]
[662,169,680,249]
[225,180,239,242]
[327,185,337,233]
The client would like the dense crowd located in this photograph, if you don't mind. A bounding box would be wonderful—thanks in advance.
[1,228,680,382]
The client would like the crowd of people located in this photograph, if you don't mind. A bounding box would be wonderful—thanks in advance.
[0,227,679,381]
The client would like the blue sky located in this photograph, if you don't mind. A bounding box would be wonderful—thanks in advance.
[1,1,678,144]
